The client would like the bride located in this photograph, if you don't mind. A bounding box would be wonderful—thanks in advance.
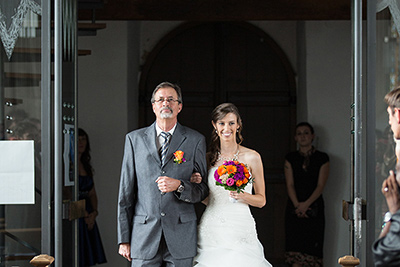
[192,103,272,267]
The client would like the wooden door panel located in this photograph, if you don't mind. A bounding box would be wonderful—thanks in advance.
[240,106,292,174]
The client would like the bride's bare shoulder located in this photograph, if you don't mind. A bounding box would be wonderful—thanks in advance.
[239,146,261,162]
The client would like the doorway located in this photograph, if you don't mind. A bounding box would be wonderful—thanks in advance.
[139,21,296,263]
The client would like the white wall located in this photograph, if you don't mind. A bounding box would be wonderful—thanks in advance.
[305,21,352,265]
[78,20,355,267]
[78,21,135,267]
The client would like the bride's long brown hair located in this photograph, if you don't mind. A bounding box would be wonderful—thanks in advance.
[208,103,244,167]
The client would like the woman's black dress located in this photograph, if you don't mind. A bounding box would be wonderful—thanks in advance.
[79,175,107,267]
[285,150,329,264]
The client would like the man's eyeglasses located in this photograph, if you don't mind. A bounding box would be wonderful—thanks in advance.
[153,97,181,104]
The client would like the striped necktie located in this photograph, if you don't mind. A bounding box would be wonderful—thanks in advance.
[160,131,171,164]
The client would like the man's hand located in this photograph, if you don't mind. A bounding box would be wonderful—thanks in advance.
[155,176,180,193]
[382,170,400,214]
[119,243,132,261]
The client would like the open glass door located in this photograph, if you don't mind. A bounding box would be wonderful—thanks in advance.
[369,0,400,265]
[0,0,79,266]
[374,0,397,238]
[60,0,79,265]
[0,1,44,266]
[55,0,80,266]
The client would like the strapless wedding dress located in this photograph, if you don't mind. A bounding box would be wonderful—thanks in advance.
[193,167,272,267]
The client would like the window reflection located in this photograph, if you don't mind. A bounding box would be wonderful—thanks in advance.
[0,1,42,265]
[0,0,41,60]
[376,10,400,237]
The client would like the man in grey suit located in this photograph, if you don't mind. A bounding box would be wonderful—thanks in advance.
[117,82,209,266]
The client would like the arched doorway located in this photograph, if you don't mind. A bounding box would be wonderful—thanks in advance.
[139,21,296,264]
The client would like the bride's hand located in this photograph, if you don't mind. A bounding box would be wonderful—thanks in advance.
[229,191,245,200]
[190,172,202,184]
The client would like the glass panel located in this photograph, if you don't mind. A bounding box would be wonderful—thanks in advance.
[61,0,78,265]
[375,8,399,239]
[0,0,41,60]
[0,4,42,267]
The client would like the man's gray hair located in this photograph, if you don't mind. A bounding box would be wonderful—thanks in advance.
[151,82,183,104]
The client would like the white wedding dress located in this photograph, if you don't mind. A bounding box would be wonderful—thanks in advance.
[193,167,272,267]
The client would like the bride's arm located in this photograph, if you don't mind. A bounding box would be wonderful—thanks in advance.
[190,172,208,205]
[230,151,266,208]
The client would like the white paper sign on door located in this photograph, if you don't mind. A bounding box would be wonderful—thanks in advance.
[0,140,35,204]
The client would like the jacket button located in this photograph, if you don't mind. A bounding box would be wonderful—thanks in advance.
[161,212,166,217]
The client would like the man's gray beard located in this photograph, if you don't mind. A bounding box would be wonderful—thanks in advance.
[160,109,173,119]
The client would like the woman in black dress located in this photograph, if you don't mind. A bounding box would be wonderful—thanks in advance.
[78,128,107,267]
[284,122,330,267]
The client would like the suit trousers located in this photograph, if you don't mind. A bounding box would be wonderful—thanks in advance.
[131,233,194,267]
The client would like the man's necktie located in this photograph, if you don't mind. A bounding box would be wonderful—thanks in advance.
[160,131,171,164]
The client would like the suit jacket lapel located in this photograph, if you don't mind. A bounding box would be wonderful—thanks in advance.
[143,122,161,165]
[163,123,186,166]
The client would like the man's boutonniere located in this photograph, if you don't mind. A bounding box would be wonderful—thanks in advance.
[173,150,186,164]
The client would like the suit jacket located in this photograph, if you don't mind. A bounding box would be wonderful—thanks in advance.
[372,210,400,266]
[117,122,208,260]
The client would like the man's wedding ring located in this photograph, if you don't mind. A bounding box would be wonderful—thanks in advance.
[384,187,389,192]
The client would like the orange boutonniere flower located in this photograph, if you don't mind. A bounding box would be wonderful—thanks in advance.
[173,150,186,164]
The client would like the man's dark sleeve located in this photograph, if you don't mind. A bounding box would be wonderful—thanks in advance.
[373,210,400,266]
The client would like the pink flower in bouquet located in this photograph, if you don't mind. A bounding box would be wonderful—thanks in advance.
[226,178,235,186]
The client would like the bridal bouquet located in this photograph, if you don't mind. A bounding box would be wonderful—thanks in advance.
[214,160,253,194]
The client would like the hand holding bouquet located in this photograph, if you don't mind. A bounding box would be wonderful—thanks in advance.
[214,160,253,200]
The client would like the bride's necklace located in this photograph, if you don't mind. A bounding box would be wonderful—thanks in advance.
[217,146,240,162]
